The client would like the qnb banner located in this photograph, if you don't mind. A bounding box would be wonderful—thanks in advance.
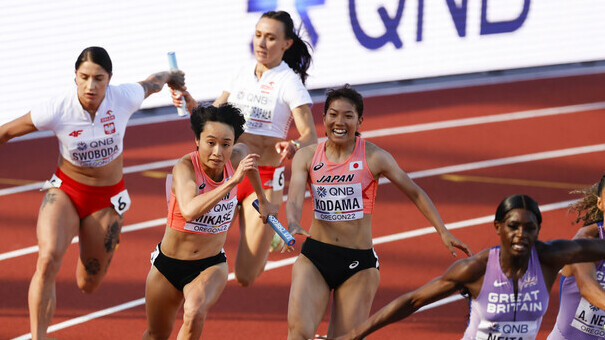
[1,0,604,125]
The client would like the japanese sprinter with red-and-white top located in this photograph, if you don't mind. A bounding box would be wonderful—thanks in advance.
[173,11,318,287]
[0,46,184,340]
[285,85,473,340]
[142,103,278,340]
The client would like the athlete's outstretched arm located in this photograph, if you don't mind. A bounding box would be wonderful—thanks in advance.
[138,70,185,99]
[366,142,473,257]
[0,113,37,146]
[286,146,314,237]
[323,255,485,340]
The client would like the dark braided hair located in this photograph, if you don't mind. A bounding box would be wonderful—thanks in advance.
[569,175,605,225]
[261,11,312,84]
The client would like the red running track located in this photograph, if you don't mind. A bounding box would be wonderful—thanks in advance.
[1,73,605,339]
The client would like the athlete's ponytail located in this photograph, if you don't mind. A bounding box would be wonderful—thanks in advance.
[261,11,312,84]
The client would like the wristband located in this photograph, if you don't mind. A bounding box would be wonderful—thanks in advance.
[289,140,301,150]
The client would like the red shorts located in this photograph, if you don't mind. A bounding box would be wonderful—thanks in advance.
[236,166,284,202]
[46,169,129,219]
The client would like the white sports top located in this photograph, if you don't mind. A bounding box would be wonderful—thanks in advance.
[226,60,312,139]
[30,84,145,167]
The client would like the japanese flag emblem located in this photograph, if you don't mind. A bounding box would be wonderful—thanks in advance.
[349,161,362,171]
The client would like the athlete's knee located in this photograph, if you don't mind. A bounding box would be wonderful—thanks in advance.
[77,275,102,294]
[182,299,209,327]
[142,328,171,340]
[77,253,113,293]
[234,262,263,287]
[35,250,64,279]
[287,323,311,340]
[234,271,256,287]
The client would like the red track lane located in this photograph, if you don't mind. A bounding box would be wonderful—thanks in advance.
[1,73,605,339]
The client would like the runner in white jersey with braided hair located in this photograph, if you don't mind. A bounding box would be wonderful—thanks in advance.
[0,46,184,340]
[174,10,318,287]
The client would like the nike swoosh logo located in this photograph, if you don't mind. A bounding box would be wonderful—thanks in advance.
[493,280,508,287]
[349,261,359,269]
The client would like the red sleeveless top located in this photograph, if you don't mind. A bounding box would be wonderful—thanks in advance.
[308,137,378,221]
[167,151,238,234]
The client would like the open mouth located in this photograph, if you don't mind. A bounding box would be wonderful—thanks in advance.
[511,243,527,252]
[332,129,347,136]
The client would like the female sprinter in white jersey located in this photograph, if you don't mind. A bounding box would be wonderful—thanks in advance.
[0,46,184,340]
[174,10,318,287]
[285,85,472,340]
[142,104,278,339]
[324,194,605,340]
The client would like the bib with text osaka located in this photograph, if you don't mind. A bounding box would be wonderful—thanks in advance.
[476,320,538,340]
[312,183,363,221]
[183,195,237,234]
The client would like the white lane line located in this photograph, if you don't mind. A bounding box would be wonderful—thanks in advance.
[10,198,576,340]
[361,101,605,139]
[2,101,603,197]
[2,143,603,262]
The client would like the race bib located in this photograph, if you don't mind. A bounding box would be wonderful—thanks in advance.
[68,134,121,167]
[41,174,62,191]
[110,189,131,215]
[183,196,238,234]
[476,320,538,340]
[232,88,278,133]
[571,297,605,337]
[312,183,364,221]
[272,166,285,191]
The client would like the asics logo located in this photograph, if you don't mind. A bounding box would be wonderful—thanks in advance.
[349,261,359,269]
[493,280,508,287]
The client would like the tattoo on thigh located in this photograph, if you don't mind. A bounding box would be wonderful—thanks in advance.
[104,220,121,253]
[85,258,101,276]
[41,192,56,209]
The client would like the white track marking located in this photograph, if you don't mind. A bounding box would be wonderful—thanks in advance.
[2,101,603,197]
[10,198,576,339]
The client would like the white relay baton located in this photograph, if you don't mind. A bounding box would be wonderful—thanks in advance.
[167,51,188,117]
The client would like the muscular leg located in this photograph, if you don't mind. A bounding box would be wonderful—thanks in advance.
[287,256,331,340]
[28,188,80,340]
[327,268,380,338]
[76,206,122,293]
[234,188,282,286]
[176,262,228,339]
[142,267,183,340]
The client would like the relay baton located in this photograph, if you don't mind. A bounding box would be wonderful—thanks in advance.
[252,199,296,246]
[167,51,188,117]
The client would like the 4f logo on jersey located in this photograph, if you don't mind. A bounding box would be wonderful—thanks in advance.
[313,162,324,171]
[103,123,115,135]
[69,130,83,137]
